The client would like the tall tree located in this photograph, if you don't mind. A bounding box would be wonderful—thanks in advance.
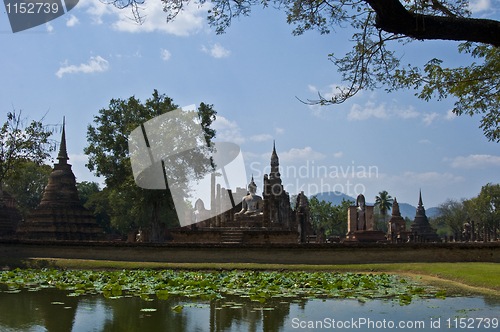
[375,190,393,224]
[84,90,217,241]
[76,181,101,206]
[467,183,500,234]
[110,0,500,141]
[0,111,53,190]
[308,196,353,237]
[436,198,469,238]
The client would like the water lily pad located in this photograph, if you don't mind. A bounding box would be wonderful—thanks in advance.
[171,305,183,313]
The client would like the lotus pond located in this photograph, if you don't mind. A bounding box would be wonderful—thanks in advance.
[0,269,499,331]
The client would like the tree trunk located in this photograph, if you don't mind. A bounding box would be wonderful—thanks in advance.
[149,200,164,243]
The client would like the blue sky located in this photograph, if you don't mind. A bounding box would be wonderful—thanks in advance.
[1,0,499,208]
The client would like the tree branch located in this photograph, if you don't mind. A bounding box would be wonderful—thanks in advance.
[364,0,500,47]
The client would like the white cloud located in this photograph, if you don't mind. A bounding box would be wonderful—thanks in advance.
[160,49,171,61]
[308,85,317,93]
[46,22,53,32]
[333,151,343,158]
[445,109,456,120]
[279,147,326,163]
[202,43,230,58]
[422,112,439,126]
[68,153,88,163]
[348,101,390,120]
[66,15,79,27]
[80,0,207,36]
[450,154,500,169]
[419,139,431,144]
[397,106,420,119]
[80,0,115,24]
[212,116,245,144]
[56,56,109,78]
[308,105,323,118]
[348,101,420,121]
[469,0,493,12]
[250,134,273,142]
[274,126,285,135]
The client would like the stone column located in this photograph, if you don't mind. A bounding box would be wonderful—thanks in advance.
[210,173,216,227]
[221,189,226,227]
[216,184,221,227]
[347,206,357,237]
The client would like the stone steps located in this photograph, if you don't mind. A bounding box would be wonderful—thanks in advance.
[221,229,244,244]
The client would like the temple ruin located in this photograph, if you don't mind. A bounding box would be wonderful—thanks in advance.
[344,194,387,243]
[16,119,104,241]
[168,142,313,244]
[387,197,412,242]
[409,190,440,242]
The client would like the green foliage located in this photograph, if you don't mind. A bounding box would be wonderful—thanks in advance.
[375,190,393,224]
[3,161,52,219]
[0,111,53,187]
[467,183,500,230]
[0,268,445,305]
[76,181,100,206]
[435,198,469,237]
[373,209,388,233]
[392,43,500,142]
[431,183,499,236]
[83,188,112,234]
[84,90,217,236]
[308,196,353,237]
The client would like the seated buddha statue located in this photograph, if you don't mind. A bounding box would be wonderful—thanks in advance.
[235,176,263,216]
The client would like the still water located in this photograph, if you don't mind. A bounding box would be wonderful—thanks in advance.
[0,287,499,331]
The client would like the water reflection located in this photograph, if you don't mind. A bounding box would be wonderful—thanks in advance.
[1,286,499,331]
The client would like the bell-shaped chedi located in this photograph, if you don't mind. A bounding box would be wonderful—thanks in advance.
[409,190,440,242]
[16,119,103,241]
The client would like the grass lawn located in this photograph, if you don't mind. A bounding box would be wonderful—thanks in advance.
[1,258,499,294]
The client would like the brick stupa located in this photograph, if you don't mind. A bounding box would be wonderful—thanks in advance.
[16,119,103,241]
[409,190,440,242]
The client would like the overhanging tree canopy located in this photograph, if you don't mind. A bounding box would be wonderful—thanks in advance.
[108,0,500,142]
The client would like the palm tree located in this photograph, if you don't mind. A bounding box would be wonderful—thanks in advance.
[375,190,393,224]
